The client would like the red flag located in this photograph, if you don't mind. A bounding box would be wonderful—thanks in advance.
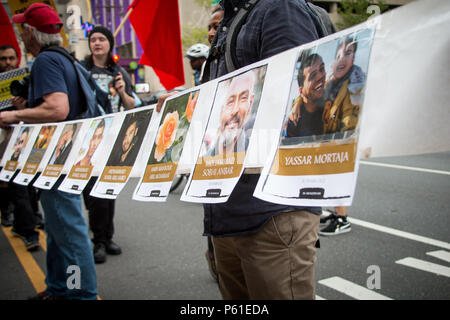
[128,0,185,90]
[0,3,21,66]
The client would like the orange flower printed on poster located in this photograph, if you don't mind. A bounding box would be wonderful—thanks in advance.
[154,111,179,161]
[185,91,199,122]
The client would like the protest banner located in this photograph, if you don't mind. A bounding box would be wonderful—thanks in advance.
[33,120,84,189]
[90,106,155,199]
[13,124,58,185]
[0,0,446,208]
[58,115,115,194]
[0,127,14,164]
[181,64,267,203]
[0,124,38,181]
[133,88,201,201]
[254,25,376,207]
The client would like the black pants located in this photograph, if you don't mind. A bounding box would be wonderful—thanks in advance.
[83,177,115,245]
[0,184,12,219]
[9,172,39,238]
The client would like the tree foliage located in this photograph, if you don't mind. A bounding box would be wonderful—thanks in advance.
[181,24,209,54]
[194,0,212,9]
[337,0,389,30]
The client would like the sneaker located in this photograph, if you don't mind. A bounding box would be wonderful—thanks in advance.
[105,240,122,255]
[93,242,107,263]
[320,209,337,224]
[319,216,351,236]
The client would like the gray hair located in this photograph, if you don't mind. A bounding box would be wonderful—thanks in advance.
[24,23,62,48]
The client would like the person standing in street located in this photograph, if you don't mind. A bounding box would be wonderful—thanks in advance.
[0,3,97,299]
[81,26,140,263]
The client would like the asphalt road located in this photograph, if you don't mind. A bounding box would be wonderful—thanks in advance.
[1,151,449,300]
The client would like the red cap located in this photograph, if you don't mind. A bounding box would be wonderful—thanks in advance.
[12,3,62,34]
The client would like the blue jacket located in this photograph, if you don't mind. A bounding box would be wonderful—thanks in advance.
[203,0,322,237]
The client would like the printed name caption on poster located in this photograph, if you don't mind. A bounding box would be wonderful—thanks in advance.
[148,163,173,180]
[202,156,236,177]
[284,151,349,166]
[179,303,269,317]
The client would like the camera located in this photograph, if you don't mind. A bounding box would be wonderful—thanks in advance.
[10,75,30,99]
[111,70,120,88]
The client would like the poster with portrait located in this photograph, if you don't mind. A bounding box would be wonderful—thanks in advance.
[33,120,83,190]
[90,107,154,199]
[254,26,376,207]
[0,127,14,165]
[133,89,200,201]
[0,124,39,182]
[57,115,114,194]
[181,64,268,203]
[13,124,58,185]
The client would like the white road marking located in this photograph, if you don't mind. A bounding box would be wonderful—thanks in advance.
[426,250,450,263]
[315,295,326,300]
[348,217,450,250]
[360,160,450,175]
[318,276,393,300]
[396,257,450,278]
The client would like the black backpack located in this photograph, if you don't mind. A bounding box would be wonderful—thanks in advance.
[41,47,112,118]
[205,0,336,76]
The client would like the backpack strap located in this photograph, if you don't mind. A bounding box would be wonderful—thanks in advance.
[40,46,109,118]
[41,46,77,63]
[224,0,260,72]
[306,2,336,37]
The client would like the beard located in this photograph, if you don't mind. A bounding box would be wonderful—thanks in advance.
[219,127,240,153]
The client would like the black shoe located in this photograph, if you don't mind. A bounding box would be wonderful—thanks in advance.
[1,212,13,227]
[11,228,40,251]
[105,240,122,255]
[319,215,351,236]
[320,209,337,224]
[93,243,107,263]
[24,234,40,251]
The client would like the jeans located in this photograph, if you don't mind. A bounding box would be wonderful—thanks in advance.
[40,184,97,300]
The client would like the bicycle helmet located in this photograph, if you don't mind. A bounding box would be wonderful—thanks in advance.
[185,43,209,60]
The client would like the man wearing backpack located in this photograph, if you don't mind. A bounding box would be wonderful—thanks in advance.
[0,3,97,300]
[202,0,323,300]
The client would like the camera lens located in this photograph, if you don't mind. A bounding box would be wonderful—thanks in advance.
[9,76,30,99]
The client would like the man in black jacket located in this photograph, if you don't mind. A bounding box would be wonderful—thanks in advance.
[203,0,322,300]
